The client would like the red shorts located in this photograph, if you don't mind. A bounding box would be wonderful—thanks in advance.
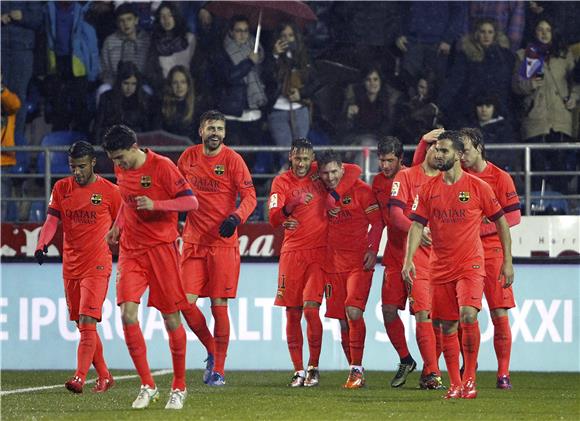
[382,269,431,314]
[484,252,515,310]
[181,243,240,299]
[324,269,373,319]
[430,274,485,321]
[117,242,188,314]
[274,248,325,307]
[64,275,110,321]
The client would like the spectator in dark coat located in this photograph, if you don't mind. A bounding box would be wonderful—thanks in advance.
[161,64,197,142]
[438,18,515,128]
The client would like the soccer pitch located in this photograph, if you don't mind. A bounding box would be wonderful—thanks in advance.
[1,370,578,420]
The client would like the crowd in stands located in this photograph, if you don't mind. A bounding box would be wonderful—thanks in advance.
[2,1,580,221]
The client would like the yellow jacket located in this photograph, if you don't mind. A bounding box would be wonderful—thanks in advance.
[1,87,21,167]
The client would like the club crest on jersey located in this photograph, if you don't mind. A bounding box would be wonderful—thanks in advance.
[459,191,470,203]
[91,193,102,205]
[342,195,352,205]
[140,175,152,188]
[214,164,225,176]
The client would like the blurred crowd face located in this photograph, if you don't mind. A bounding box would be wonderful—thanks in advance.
[535,20,552,44]
[476,22,496,48]
[416,78,429,99]
[231,20,250,45]
[364,71,381,97]
[378,153,400,179]
[476,104,494,123]
[171,70,188,99]
[117,13,138,37]
[121,76,138,97]
[159,7,176,32]
[279,25,296,47]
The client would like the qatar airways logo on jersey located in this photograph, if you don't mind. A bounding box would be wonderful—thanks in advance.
[432,208,466,223]
[189,175,220,193]
[64,209,97,225]
[329,209,352,224]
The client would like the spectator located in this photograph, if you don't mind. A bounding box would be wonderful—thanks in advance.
[210,15,266,148]
[396,1,467,88]
[93,61,156,143]
[44,1,100,132]
[0,1,43,138]
[438,18,515,128]
[161,65,196,142]
[340,65,392,143]
[466,1,525,51]
[513,18,578,192]
[264,21,317,149]
[395,73,442,146]
[467,94,519,173]
[1,81,21,220]
[100,3,151,94]
[149,2,196,89]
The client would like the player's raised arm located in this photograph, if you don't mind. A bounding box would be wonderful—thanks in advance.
[412,128,445,166]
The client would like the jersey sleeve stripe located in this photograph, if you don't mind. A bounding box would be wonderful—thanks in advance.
[488,209,505,222]
[175,189,194,197]
[410,213,428,225]
[388,198,406,209]
[503,203,521,213]
[365,204,379,214]
[47,207,61,218]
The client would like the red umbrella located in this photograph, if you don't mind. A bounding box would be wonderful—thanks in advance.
[205,1,317,53]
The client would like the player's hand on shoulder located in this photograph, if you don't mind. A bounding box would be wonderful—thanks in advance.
[34,244,48,265]
[135,195,154,211]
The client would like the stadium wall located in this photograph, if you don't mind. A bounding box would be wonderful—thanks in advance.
[1,263,578,372]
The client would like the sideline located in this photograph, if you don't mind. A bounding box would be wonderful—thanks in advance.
[0,369,172,396]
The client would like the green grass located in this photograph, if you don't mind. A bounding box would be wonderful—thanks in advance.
[1,370,579,420]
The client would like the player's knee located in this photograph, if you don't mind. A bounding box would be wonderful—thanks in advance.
[459,310,478,324]
[78,314,98,325]
[162,312,182,331]
[381,305,398,323]
[441,320,458,334]
[120,304,139,325]
[414,310,430,322]
[303,300,320,309]
[186,293,199,304]
[346,306,363,321]
[490,308,508,319]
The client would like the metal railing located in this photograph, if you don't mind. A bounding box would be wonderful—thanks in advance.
[1,143,579,218]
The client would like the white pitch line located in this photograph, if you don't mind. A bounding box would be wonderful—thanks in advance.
[0,369,173,396]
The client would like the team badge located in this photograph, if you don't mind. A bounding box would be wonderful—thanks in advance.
[214,164,225,176]
[140,175,152,188]
[459,191,470,203]
[91,193,102,205]
[342,195,352,205]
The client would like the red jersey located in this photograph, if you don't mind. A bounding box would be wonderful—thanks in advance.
[326,179,381,273]
[372,171,406,269]
[115,149,193,255]
[178,145,256,247]
[467,162,520,253]
[410,172,504,284]
[268,168,328,253]
[389,165,433,271]
[47,175,121,279]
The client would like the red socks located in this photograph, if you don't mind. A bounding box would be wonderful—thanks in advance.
[211,305,230,376]
[123,323,155,387]
[416,321,439,375]
[303,307,322,367]
[460,321,481,381]
[442,331,461,387]
[92,330,110,379]
[340,328,351,363]
[433,324,443,362]
[167,325,187,390]
[492,316,512,377]
[76,323,97,382]
[285,308,304,371]
[347,318,366,366]
[384,316,410,359]
[182,304,216,355]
